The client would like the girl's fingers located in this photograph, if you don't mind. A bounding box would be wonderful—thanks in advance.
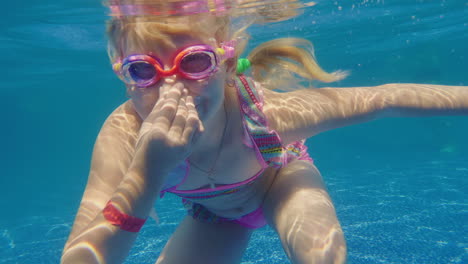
[144,83,184,133]
[146,83,172,119]
[183,95,203,143]
[167,89,189,139]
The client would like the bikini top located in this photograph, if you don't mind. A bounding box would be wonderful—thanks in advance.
[159,75,305,200]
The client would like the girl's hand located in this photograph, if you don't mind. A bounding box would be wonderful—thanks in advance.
[132,83,204,182]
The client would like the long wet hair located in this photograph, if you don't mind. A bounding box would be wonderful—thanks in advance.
[105,0,347,91]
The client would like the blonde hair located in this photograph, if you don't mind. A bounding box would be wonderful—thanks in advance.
[247,38,347,90]
[105,0,346,91]
[106,15,231,61]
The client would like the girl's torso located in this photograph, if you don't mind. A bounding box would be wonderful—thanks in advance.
[115,77,305,219]
[163,77,280,218]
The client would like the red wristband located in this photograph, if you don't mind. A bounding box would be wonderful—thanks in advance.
[103,201,146,232]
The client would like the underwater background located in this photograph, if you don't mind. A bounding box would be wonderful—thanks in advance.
[1,0,467,263]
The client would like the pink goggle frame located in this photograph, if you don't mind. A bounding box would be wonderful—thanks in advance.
[113,43,235,88]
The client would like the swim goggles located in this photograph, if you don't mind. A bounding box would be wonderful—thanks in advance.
[113,43,235,88]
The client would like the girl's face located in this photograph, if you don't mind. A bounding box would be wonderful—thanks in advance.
[123,34,228,122]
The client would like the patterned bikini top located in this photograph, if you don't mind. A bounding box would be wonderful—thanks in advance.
[233,75,287,167]
[159,75,305,200]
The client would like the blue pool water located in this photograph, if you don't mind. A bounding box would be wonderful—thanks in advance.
[1,0,467,263]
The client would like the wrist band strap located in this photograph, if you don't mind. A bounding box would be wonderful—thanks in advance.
[103,201,146,232]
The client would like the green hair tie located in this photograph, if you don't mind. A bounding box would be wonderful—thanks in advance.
[236,58,251,74]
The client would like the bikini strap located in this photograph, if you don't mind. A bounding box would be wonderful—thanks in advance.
[234,75,286,168]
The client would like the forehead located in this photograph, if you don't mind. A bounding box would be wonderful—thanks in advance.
[157,35,210,53]
[123,19,218,55]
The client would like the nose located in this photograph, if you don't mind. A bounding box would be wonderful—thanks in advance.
[159,64,179,84]
[162,75,177,84]
[160,75,188,93]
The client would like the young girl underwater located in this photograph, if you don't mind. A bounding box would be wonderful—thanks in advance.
[61,1,468,264]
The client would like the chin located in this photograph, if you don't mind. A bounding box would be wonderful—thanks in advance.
[195,97,211,121]
[195,101,205,119]
[195,96,223,122]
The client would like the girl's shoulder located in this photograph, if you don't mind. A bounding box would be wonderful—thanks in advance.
[105,100,141,128]
[97,100,142,143]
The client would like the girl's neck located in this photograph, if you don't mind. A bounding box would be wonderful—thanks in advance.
[192,83,237,155]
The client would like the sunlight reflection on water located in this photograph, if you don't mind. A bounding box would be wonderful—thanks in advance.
[105,0,315,21]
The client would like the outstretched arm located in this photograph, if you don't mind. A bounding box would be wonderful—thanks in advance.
[263,83,468,144]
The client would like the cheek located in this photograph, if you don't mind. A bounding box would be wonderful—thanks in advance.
[200,81,225,115]
[186,71,225,97]
[127,86,160,119]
